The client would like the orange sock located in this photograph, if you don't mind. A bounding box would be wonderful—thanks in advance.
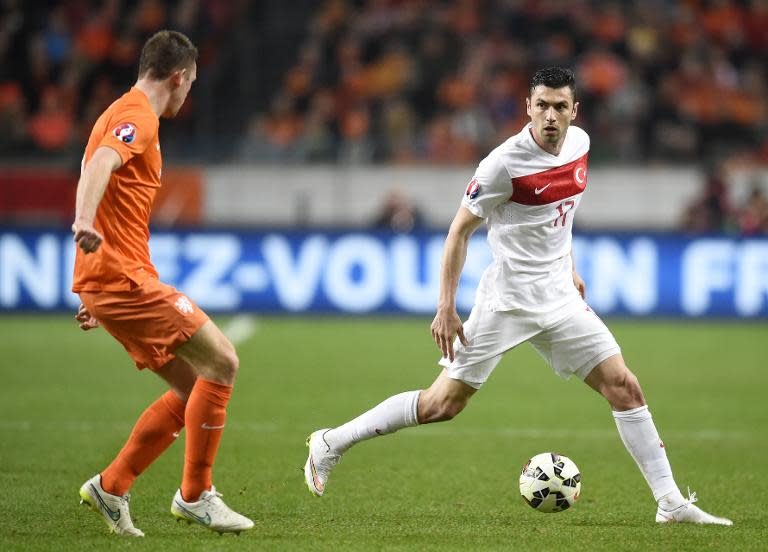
[181,378,232,501]
[101,391,186,496]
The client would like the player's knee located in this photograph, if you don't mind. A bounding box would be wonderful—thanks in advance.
[210,346,239,384]
[222,349,240,379]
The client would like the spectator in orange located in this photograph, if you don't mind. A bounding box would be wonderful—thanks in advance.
[577,47,627,98]
[338,103,373,163]
[699,0,745,46]
[0,82,28,152]
[75,14,114,63]
[27,86,74,151]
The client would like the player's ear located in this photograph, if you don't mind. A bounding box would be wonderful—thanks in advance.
[571,101,579,121]
[171,68,186,88]
[526,97,532,117]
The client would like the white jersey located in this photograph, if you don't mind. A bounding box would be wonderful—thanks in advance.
[462,123,590,313]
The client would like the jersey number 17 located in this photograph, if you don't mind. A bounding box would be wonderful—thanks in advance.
[553,201,575,227]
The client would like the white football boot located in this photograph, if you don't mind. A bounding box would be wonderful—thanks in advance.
[171,486,254,535]
[656,490,733,525]
[78,474,145,537]
[304,428,342,497]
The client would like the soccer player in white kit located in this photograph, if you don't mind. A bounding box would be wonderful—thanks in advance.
[304,67,731,525]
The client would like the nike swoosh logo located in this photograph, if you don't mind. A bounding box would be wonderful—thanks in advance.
[201,423,225,430]
[91,484,120,521]
[534,183,551,195]
[174,501,212,526]
[309,457,324,492]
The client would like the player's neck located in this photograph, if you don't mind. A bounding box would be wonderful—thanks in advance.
[134,79,170,118]
[529,127,565,156]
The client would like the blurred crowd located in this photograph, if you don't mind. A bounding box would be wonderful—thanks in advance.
[0,0,767,233]
[242,0,768,165]
[0,0,766,166]
[682,164,768,234]
[0,0,312,161]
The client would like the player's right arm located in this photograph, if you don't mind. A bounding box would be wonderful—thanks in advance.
[72,146,122,254]
[432,148,511,361]
[75,303,100,331]
[431,206,484,362]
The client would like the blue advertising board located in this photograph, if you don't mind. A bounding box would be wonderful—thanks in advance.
[1,229,767,317]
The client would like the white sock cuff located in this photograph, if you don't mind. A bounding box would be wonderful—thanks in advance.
[405,390,420,427]
[612,405,650,422]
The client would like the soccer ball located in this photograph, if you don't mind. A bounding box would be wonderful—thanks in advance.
[519,452,581,513]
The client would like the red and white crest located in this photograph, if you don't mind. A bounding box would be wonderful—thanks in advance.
[510,153,588,205]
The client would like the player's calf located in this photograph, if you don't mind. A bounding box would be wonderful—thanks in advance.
[417,376,475,423]
[417,395,467,423]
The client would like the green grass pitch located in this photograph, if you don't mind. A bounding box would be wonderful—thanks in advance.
[1,315,766,551]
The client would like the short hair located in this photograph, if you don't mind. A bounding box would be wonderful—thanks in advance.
[138,30,198,80]
[529,67,576,99]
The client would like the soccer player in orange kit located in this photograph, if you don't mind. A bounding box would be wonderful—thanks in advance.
[72,30,253,537]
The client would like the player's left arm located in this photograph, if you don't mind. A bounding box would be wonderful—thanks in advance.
[72,146,122,254]
[571,249,585,298]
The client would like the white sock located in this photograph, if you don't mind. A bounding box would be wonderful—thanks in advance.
[323,391,420,453]
[613,405,685,507]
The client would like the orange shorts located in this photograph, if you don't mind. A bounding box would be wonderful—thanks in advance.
[80,277,209,371]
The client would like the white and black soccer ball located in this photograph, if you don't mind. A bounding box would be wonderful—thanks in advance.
[519,452,581,513]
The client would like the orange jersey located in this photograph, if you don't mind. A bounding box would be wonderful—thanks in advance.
[73,87,162,292]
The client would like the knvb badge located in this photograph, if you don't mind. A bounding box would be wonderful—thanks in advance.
[174,295,194,314]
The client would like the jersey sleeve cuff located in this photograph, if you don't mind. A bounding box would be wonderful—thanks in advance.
[96,140,130,166]
[462,199,486,219]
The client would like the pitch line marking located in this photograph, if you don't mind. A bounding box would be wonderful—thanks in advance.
[221,315,259,345]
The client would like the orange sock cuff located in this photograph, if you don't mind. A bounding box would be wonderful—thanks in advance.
[194,378,233,407]
[160,390,187,425]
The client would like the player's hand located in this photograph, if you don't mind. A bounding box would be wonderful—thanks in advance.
[72,220,103,254]
[430,306,468,363]
[572,269,586,299]
[75,303,100,331]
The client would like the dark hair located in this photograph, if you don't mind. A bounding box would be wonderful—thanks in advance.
[529,67,576,98]
[138,30,198,80]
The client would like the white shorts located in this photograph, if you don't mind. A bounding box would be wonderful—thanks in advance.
[438,299,620,389]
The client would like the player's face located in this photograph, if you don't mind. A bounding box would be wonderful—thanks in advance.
[526,85,578,149]
[165,62,197,118]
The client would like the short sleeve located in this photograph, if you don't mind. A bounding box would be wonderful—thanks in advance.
[97,109,158,165]
[461,150,511,219]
